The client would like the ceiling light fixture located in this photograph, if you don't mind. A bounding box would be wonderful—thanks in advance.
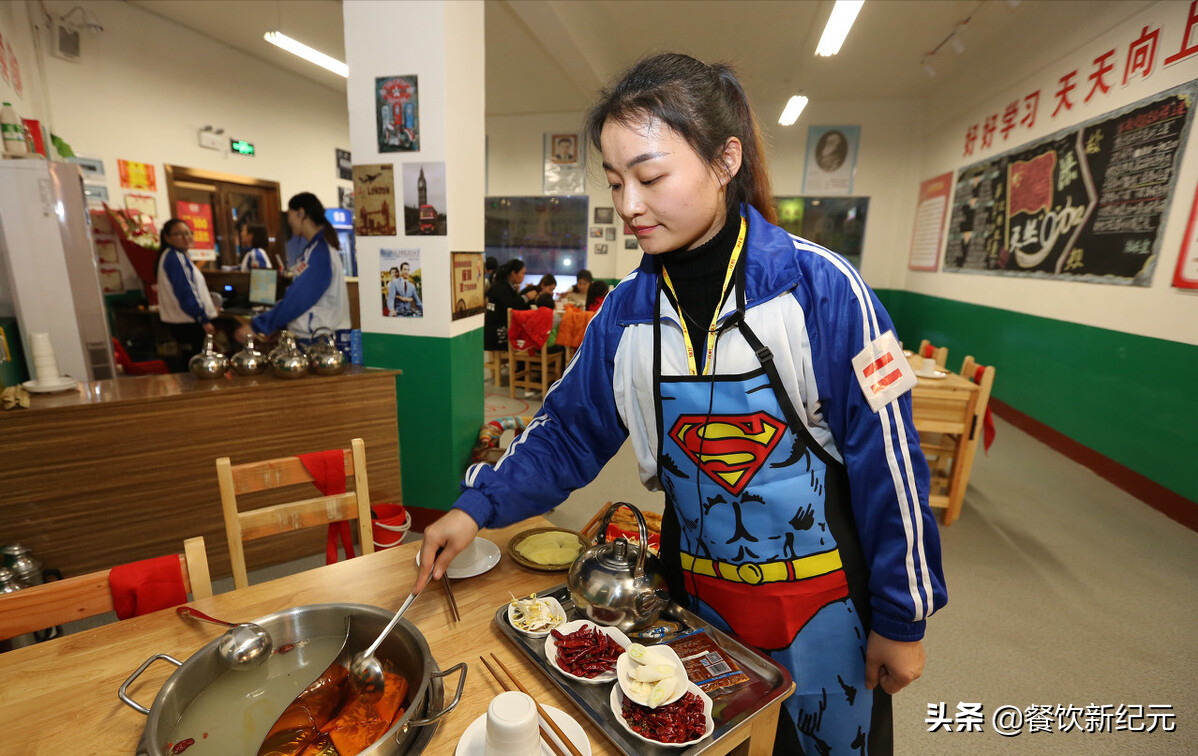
[264,31,348,78]
[815,0,865,57]
[779,95,809,126]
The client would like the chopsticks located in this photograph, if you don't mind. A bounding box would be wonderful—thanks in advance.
[441,573,461,623]
[480,653,583,756]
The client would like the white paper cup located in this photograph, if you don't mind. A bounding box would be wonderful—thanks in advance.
[29,332,53,355]
[33,354,61,383]
[919,357,937,376]
[484,691,540,756]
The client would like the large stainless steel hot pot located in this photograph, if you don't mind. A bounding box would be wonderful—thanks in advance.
[119,603,466,756]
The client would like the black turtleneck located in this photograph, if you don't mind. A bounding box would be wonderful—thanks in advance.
[659,212,741,360]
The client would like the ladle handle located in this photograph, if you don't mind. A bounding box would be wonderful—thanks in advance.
[176,606,236,628]
[363,590,419,659]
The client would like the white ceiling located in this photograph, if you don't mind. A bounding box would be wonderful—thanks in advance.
[129,0,1148,120]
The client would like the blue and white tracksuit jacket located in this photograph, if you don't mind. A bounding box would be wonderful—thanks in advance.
[251,233,350,340]
[456,204,945,754]
[240,247,273,270]
[156,247,218,324]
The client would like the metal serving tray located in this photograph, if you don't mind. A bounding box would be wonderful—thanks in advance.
[492,584,793,756]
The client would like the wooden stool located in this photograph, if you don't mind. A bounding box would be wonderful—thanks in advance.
[486,350,506,386]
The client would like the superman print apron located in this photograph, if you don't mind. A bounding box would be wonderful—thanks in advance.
[652,225,890,755]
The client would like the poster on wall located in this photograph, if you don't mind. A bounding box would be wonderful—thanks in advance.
[450,252,485,320]
[376,75,420,152]
[125,193,157,220]
[352,163,397,236]
[339,186,354,211]
[117,159,156,191]
[944,81,1197,285]
[908,172,953,271]
[543,132,586,195]
[380,248,422,318]
[402,162,447,236]
[803,125,860,195]
[336,148,352,180]
[175,201,215,260]
[1173,183,1198,289]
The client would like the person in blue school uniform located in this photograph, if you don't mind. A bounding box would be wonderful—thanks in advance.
[387,261,422,316]
[235,193,349,345]
[238,222,273,270]
[414,53,946,756]
[155,218,218,371]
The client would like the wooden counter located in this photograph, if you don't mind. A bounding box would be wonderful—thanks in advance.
[0,367,402,579]
[0,519,788,756]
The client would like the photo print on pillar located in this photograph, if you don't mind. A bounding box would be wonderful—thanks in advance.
[376,75,419,152]
[451,252,485,321]
[353,164,397,237]
[381,248,423,318]
[402,162,447,236]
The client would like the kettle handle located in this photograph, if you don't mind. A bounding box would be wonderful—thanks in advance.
[595,502,650,579]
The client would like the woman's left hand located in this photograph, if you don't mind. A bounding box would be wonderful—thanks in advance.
[865,631,925,694]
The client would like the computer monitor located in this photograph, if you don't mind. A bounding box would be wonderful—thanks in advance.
[249,268,278,306]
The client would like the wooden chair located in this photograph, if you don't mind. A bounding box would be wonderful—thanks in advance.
[507,309,564,398]
[917,339,949,370]
[217,438,374,590]
[921,356,996,525]
[0,537,212,641]
[485,350,506,387]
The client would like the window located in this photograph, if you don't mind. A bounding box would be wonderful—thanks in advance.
[774,196,869,270]
[485,196,588,288]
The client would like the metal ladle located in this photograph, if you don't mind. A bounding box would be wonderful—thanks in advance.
[176,606,273,670]
[349,589,421,697]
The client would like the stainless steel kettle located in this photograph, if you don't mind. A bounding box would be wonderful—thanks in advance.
[269,330,309,379]
[566,502,670,633]
[188,333,228,379]
[307,328,347,376]
[230,333,269,376]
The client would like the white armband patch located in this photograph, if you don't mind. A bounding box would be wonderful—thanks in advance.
[850,330,918,413]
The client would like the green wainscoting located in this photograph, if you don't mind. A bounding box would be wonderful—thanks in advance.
[875,290,1198,505]
[364,329,484,510]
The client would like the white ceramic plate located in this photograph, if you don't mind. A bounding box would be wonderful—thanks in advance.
[615,645,688,708]
[609,681,714,748]
[454,704,591,756]
[543,619,630,684]
[507,595,566,639]
[917,370,949,381]
[414,537,501,579]
[22,376,78,393]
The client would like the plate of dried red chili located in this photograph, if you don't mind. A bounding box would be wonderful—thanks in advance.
[543,619,630,684]
[609,681,714,747]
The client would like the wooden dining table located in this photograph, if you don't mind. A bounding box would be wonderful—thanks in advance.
[910,370,980,525]
[0,517,789,756]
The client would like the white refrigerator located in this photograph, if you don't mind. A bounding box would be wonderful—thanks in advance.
[0,159,116,384]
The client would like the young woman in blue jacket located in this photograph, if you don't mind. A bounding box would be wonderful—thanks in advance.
[418,54,946,755]
[155,218,218,371]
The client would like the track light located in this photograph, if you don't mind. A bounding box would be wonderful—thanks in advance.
[815,0,865,57]
[779,95,809,126]
[922,58,936,78]
[264,31,348,78]
[950,32,965,55]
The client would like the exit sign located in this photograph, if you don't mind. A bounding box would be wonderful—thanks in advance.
[230,139,255,156]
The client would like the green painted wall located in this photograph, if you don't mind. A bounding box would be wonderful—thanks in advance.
[364,329,484,510]
[875,290,1198,505]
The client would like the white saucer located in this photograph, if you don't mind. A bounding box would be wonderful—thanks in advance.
[916,370,948,381]
[21,376,78,393]
[455,704,590,756]
[415,537,501,579]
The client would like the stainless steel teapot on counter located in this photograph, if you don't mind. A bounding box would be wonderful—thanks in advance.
[268,330,308,379]
[566,502,670,633]
[188,333,228,379]
[230,333,269,376]
[306,328,347,376]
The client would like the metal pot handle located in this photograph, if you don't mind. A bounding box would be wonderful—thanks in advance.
[118,653,181,715]
[595,502,650,578]
[403,661,467,730]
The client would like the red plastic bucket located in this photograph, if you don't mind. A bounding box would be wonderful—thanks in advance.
[371,503,410,550]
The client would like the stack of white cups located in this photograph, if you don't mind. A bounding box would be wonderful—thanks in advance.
[29,332,63,386]
[484,691,541,756]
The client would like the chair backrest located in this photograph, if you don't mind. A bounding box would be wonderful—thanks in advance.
[918,339,949,369]
[0,536,212,641]
[508,307,554,353]
[959,355,996,428]
[216,438,373,590]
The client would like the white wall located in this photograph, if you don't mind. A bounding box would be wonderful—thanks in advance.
[36,0,350,253]
[905,0,1198,345]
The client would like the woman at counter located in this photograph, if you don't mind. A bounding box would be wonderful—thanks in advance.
[156,218,218,371]
[417,53,945,756]
[483,259,530,352]
[239,222,273,270]
[236,193,349,345]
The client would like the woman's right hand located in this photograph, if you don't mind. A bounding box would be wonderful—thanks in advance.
[413,509,479,594]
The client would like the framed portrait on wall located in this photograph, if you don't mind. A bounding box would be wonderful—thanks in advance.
[594,207,614,223]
